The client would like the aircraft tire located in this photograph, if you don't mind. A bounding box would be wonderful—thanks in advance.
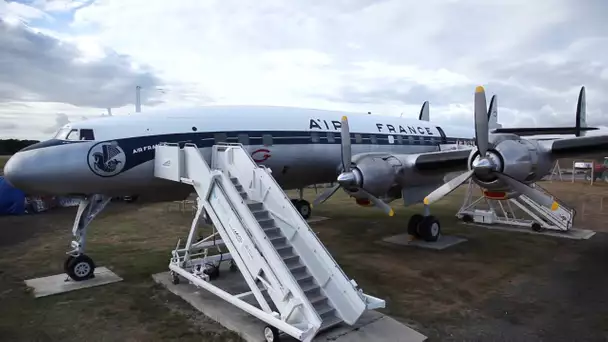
[294,200,312,220]
[417,216,441,242]
[407,214,424,237]
[66,254,96,281]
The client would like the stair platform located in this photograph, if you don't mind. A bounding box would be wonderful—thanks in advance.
[153,267,427,342]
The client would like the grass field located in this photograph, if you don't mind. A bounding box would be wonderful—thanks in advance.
[0,184,607,341]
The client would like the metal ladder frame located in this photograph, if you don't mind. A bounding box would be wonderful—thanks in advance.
[154,142,384,342]
[456,179,576,232]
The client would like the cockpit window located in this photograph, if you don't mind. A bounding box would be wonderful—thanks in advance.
[80,129,95,141]
[53,127,70,140]
[66,129,80,140]
[53,128,96,141]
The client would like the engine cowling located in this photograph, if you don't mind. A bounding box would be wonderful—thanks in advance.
[468,134,553,197]
[339,154,399,199]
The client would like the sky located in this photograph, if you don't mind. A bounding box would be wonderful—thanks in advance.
[0,0,606,140]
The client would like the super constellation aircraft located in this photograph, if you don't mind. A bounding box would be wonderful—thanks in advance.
[3,85,603,281]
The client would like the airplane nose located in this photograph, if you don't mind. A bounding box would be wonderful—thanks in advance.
[3,152,32,191]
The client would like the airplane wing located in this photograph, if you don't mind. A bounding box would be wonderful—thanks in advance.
[408,149,470,174]
[543,135,608,159]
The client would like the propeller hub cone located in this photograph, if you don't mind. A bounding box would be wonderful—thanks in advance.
[337,171,357,188]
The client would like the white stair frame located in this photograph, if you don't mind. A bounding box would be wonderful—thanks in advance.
[153,142,385,342]
[456,179,576,232]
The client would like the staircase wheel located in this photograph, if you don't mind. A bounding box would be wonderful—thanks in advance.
[263,325,281,342]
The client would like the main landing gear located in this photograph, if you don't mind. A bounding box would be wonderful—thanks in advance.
[64,194,111,281]
[407,205,441,242]
[291,188,311,220]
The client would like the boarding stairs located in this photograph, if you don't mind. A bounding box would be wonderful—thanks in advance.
[457,179,575,232]
[154,143,384,342]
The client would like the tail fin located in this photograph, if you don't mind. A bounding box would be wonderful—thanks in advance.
[487,95,502,129]
[491,86,597,136]
[575,86,587,137]
[419,101,429,121]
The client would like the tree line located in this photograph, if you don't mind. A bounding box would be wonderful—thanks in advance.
[0,139,40,155]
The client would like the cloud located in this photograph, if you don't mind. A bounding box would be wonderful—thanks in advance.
[42,112,70,134]
[0,19,162,108]
[2,0,608,140]
[0,121,18,130]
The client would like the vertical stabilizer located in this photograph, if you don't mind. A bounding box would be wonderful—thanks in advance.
[419,101,429,121]
[487,95,502,129]
[576,86,587,137]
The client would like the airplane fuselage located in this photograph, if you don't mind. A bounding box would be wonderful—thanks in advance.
[4,106,476,203]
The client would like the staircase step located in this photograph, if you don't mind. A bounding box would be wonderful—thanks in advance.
[288,264,306,273]
[258,218,276,229]
[300,281,319,293]
[252,209,270,220]
[320,315,342,331]
[230,177,238,184]
[316,304,335,317]
[235,184,244,192]
[247,201,264,212]
[270,236,286,245]
[239,191,248,199]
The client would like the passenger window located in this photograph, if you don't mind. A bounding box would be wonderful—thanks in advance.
[370,135,378,144]
[262,134,273,146]
[80,129,95,141]
[66,129,79,140]
[408,136,415,144]
[238,134,249,145]
[214,133,228,143]
[397,135,403,144]
[311,132,320,143]
[355,134,363,144]
[327,132,335,143]
[388,135,395,144]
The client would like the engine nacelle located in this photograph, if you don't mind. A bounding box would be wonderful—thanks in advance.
[345,154,400,198]
[469,134,553,196]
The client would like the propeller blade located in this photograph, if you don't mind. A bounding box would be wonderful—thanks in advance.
[312,184,340,206]
[423,170,474,205]
[340,115,352,172]
[474,86,489,156]
[359,188,395,216]
[495,173,559,210]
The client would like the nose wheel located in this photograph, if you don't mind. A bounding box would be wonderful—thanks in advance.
[64,254,96,281]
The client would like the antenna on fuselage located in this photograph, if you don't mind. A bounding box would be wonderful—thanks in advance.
[135,85,141,113]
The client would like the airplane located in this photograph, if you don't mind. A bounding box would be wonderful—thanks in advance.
[3,85,605,282]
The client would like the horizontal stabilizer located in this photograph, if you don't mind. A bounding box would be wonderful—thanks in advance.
[492,86,592,137]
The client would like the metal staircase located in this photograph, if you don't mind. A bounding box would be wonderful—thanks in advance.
[457,179,576,232]
[154,143,384,342]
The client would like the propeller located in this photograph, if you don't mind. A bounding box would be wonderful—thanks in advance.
[423,86,559,211]
[313,116,395,216]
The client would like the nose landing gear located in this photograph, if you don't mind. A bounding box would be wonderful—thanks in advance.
[63,194,111,282]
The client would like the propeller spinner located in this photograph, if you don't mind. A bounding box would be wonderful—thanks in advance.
[423,86,559,211]
[312,116,395,216]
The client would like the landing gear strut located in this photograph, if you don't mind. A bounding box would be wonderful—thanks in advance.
[291,188,311,220]
[407,205,441,242]
[64,194,111,281]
